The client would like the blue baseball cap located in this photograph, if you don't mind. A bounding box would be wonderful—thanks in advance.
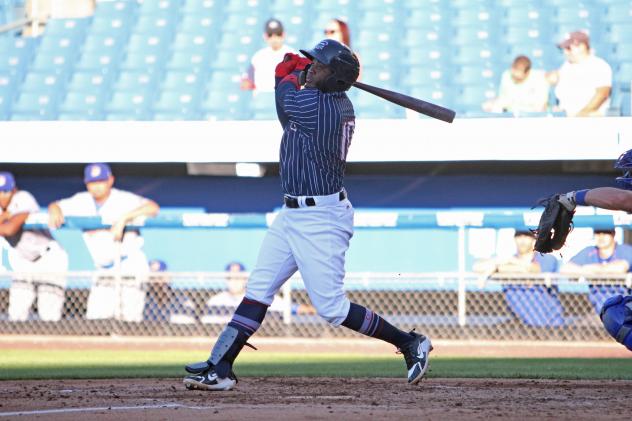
[84,163,112,183]
[0,171,16,192]
[149,259,167,272]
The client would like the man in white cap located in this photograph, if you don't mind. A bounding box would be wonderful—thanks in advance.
[241,18,295,92]
[547,30,612,117]
[48,163,159,322]
[0,171,68,321]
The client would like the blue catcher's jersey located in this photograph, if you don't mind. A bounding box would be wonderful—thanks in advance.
[275,79,355,196]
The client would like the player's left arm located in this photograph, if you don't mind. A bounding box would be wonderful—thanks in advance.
[111,199,160,241]
[0,212,29,237]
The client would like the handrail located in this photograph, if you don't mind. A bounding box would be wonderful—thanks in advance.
[0,17,31,34]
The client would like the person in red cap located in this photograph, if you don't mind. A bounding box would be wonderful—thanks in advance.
[547,30,612,117]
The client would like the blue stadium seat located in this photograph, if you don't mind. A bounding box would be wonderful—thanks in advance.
[138,0,184,16]
[409,85,455,110]
[201,91,251,120]
[251,91,275,111]
[67,71,112,94]
[357,49,399,71]
[93,0,138,17]
[453,26,501,46]
[355,93,405,119]
[166,51,211,73]
[605,3,632,24]
[455,65,499,85]
[105,90,155,119]
[612,43,632,62]
[89,15,135,37]
[403,65,453,88]
[616,62,632,85]
[403,46,452,67]
[503,285,566,327]
[153,91,202,118]
[217,32,257,54]
[20,72,66,95]
[161,71,204,94]
[113,70,159,93]
[454,7,502,27]
[553,4,605,25]
[75,52,120,75]
[225,0,266,14]
[355,30,401,53]
[44,18,91,38]
[134,15,180,35]
[82,34,127,56]
[172,32,215,53]
[453,45,503,66]
[12,92,59,120]
[39,35,84,58]
[0,49,30,77]
[57,111,105,120]
[221,13,264,36]
[211,50,251,71]
[59,91,107,118]
[181,0,220,15]
[180,15,217,36]
[119,52,167,74]
[504,5,551,25]
[504,25,553,44]
[30,53,75,76]
[360,68,400,90]
[403,28,448,49]
[404,7,451,30]
[267,13,308,47]
[127,33,174,56]
[204,70,241,93]
[608,23,632,43]
[0,81,14,120]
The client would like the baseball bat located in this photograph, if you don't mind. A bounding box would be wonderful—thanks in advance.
[353,81,456,123]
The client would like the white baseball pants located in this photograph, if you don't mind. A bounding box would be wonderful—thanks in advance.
[8,242,68,322]
[246,193,353,326]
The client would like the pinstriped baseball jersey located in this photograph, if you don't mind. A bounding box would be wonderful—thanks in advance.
[275,84,355,196]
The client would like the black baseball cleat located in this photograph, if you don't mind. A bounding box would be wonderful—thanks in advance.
[398,331,433,385]
[183,368,237,391]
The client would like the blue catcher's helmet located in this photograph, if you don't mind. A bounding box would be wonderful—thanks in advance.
[615,149,632,189]
[600,294,632,351]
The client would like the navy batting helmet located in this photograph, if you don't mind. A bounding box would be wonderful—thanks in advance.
[300,39,359,92]
[615,149,632,189]
[600,294,632,351]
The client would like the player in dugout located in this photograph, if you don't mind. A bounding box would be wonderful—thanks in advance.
[182,40,433,391]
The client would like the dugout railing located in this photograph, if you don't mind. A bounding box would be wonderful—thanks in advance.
[0,271,629,343]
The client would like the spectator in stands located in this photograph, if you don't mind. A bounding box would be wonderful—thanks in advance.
[482,55,549,114]
[560,228,632,275]
[48,163,160,322]
[202,261,316,324]
[145,258,196,324]
[324,18,352,48]
[473,230,558,274]
[241,18,295,92]
[1,171,69,322]
[547,30,612,117]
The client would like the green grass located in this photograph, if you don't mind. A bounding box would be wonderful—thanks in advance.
[1,350,631,380]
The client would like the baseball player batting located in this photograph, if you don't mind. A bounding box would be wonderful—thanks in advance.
[533,149,632,351]
[183,40,432,391]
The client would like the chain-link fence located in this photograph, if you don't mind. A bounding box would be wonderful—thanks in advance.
[1,271,630,342]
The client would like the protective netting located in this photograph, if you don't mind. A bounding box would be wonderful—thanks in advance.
[1,271,630,342]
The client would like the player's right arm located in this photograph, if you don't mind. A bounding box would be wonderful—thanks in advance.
[0,212,29,237]
[47,201,65,229]
[584,188,632,213]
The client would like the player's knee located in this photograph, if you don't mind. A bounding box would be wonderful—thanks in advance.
[315,298,350,326]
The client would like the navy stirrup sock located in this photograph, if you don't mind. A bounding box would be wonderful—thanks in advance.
[227,297,268,338]
[341,302,412,348]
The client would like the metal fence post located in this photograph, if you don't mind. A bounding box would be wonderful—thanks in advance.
[457,225,466,327]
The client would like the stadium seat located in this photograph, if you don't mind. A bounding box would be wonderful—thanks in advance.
[105,90,154,119]
[605,3,632,23]
[354,93,405,119]
[404,7,451,29]
[616,62,632,85]
[587,285,632,316]
[138,0,184,16]
[30,52,76,76]
[172,32,215,53]
[0,81,14,120]
[119,52,167,74]
[455,65,499,85]
[503,285,566,327]
[93,0,138,17]
[201,91,251,120]
[39,35,84,58]
[453,45,503,66]
[504,25,553,44]
[44,18,91,37]
[153,91,202,117]
[67,71,111,95]
[82,34,127,57]
[204,70,241,93]
[403,65,453,87]
[181,0,221,16]
[211,50,250,71]
[20,72,66,95]
[59,91,107,117]
[180,15,217,36]
[89,15,135,37]
[360,68,400,90]
[113,70,159,94]
[161,71,204,94]
[75,52,120,75]
[221,13,264,37]
[166,51,211,74]
[12,92,59,120]
[134,15,180,35]
[127,33,175,56]
[409,85,455,109]
[453,26,501,46]
[403,28,449,49]
[608,23,632,43]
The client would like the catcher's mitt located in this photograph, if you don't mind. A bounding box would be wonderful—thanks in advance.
[532,194,576,253]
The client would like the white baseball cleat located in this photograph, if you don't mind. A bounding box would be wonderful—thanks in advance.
[399,331,433,385]
[183,369,237,391]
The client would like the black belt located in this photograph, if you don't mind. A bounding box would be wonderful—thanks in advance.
[284,191,346,208]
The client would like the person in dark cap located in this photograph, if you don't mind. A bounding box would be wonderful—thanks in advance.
[241,18,295,92]
[560,228,632,275]
[546,30,612,117]
[473,229,558,274]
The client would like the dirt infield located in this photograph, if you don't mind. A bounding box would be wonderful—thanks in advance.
[1,377,630,420]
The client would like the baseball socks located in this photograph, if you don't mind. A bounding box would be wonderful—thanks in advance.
[341,302,414,348]
[227,297,268,338]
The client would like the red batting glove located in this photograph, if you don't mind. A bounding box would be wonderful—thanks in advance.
[280,73,300,89]
[275,53,300,78]
[295,57,312,71]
